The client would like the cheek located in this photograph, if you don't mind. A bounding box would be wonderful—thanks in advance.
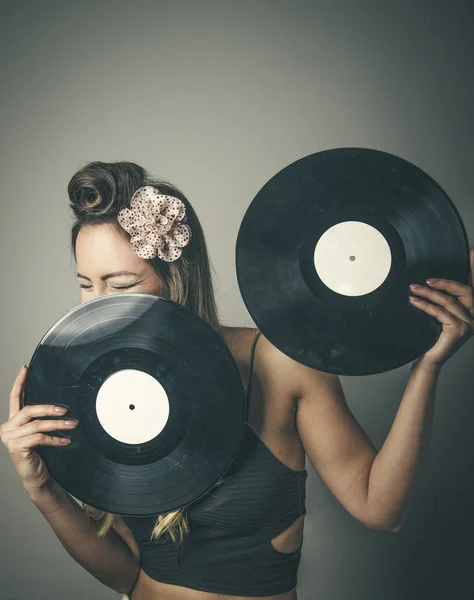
[142,280,167,297]
[140,273,167,297]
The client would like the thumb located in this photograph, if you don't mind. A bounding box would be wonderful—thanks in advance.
[9,366,27,419]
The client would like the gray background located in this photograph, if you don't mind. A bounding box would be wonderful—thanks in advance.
[1,1,473,599]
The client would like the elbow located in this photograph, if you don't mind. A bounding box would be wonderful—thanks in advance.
[354,497,406,532]
[115,559,141,595]
[387,519,403,532]
[360,513,404,533]
[116,586,132,596]
[116,581,137,596]
[367,520,402,533]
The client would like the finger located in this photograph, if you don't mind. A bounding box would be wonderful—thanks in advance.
[422,278,474,316]
[410,284,473,322]
[409,295,469,327]
[2,418,78,441]
[4,404,68,432]
[9,367,28,420]
[8,433,72,453]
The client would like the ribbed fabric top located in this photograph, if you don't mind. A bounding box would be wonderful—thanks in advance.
[122,332,307,596]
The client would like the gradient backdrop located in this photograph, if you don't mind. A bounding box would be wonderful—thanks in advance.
[1,1,473,599]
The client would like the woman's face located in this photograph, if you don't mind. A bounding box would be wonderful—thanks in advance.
[75,223,167,304]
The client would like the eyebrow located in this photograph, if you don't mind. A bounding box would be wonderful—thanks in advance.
[76,270,139,281]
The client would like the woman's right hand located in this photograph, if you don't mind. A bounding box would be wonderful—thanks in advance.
[0,366,78,493]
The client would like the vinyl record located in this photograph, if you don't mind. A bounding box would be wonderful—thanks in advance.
[24,294,246,516]
[236,148,470,376]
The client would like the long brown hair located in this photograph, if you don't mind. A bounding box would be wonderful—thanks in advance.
[68,160,221,542]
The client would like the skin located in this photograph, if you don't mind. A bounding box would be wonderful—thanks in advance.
[1,223,473,600]
[75,223,168,302]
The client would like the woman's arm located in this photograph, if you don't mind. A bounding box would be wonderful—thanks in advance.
[294,353,440,532]
[279,252,473,531]
[363,356,439,529]
[27,479,140,594]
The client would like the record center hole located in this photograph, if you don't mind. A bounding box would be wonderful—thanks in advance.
[129,404,135,410]
[349,255,356,261]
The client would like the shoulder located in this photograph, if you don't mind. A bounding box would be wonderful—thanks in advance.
[220,325,259,368]
[221,325,336,400]
[251,331,338,401]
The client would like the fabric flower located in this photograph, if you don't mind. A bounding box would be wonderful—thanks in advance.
[117,186,191,261]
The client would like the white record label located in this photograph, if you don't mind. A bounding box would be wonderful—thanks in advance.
[314,221,392,296]
[96,369,170,444]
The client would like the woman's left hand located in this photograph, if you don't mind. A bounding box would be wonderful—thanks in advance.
[408,248,474,367]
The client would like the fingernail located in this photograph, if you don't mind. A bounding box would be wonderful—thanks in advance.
[60,438,71,444]
[54,406,67,413]
[409,296,420,302]
[426,278,438,283]
[64,419,78,426]
[410,284,421,289]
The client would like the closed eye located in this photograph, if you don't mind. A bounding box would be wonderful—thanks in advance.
[111,283,138,289]
[79,283,139,290]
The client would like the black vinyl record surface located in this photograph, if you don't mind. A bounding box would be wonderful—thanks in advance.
[24,294,246,516]
[236,148,470,376]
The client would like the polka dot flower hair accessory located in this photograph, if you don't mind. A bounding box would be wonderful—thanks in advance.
[117,185,192,261]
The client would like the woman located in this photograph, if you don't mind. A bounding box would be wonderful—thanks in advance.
[1,161,473,600]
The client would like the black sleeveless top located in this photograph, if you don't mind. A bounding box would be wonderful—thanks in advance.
[122,332,307,596]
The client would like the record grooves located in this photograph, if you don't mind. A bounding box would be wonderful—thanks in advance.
[236,148,470,375]
[24,294,246,516]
